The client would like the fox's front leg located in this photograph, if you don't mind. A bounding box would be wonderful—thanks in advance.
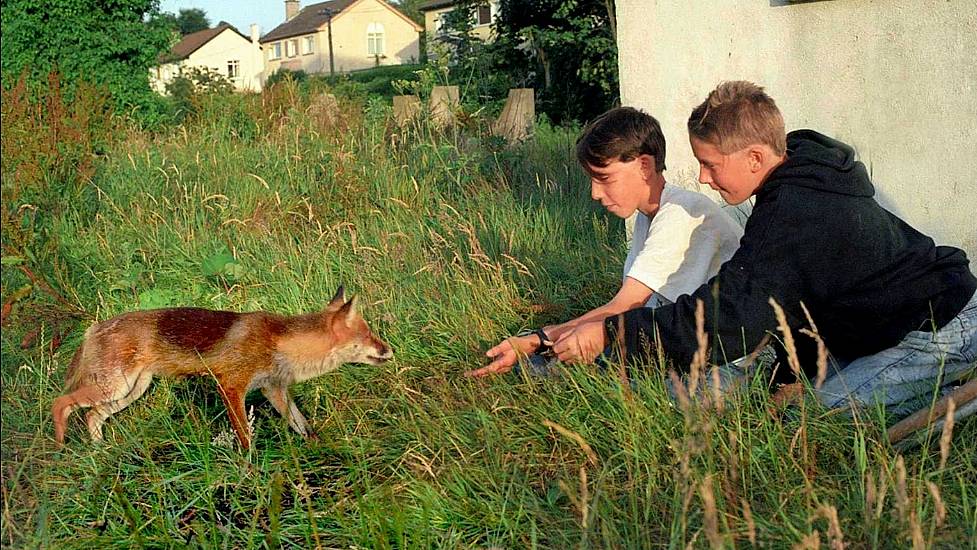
[216,382,252,450]
[261,385,313,438]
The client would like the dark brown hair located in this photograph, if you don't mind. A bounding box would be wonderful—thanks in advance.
[576,107,667,173]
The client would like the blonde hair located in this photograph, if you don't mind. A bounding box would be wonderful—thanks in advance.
[687,81,786,156]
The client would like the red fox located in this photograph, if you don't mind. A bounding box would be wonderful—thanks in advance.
[51,287,392,449]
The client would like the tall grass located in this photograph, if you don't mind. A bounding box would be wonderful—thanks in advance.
[1,82,974,548]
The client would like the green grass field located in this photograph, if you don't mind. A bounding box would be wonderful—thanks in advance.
[1,83,975,548]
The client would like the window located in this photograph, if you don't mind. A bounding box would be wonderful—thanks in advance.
[476,4,491,25]
[303,35,314,55]
[286,39,298,57]
[367,22,385,55]
[227,60,240,79]
[269,42,282,60]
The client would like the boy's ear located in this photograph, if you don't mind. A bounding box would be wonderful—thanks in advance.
[747,147,766,172]
[639,154,656,177]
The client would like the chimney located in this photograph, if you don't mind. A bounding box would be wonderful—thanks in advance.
[250,24,260,44]
[285,0,300,21]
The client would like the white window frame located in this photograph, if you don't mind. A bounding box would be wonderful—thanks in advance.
[367,22,385,55]
[269,42,282,60]
[227,59,240,79]
[303,35,314,55]
[286,39,298,58]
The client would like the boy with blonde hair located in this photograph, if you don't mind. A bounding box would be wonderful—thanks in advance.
[554,81,976,415]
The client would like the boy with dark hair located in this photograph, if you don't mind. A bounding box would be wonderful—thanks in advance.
[467,107,744,377]
[551,81,976,415]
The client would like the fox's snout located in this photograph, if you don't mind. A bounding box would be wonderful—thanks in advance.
[366,338,394,364]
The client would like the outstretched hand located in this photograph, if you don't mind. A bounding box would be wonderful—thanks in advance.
[466,334,539,378]
[552,320,606,364]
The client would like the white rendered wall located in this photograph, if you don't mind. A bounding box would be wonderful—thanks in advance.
[616,0,977,259]
[187,29,264,92]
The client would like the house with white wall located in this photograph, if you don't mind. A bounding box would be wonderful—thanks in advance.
[261,0,422,75]
[419,0,500,43]
[615,0,977,259]
[151,22,265,93]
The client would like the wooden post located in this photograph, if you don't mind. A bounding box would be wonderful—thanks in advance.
[887,378,977,444]
[430,85,459,127]
[492,88,535,143]
[393,95,421,127]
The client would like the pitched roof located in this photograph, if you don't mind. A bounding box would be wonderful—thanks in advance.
[260,0,357,43]
[260,0,422,43]
[418,0,455,11]
[164,22,251,62]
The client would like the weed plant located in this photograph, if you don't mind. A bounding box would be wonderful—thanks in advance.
[1,81,974,548]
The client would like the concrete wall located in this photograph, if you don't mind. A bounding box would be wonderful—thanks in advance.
[265,0,421,75]
[152,29,264,93]
[616,0,977,258]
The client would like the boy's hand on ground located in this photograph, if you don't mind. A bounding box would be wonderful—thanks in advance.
[466,335,537,378]
[553,321,606,364]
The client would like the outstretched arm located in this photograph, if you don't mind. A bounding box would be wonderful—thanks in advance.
[466,333,542,377]
[468,279,653,376]
[543,277,653,341]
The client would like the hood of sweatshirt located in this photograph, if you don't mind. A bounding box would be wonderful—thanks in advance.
[760,129,875,198]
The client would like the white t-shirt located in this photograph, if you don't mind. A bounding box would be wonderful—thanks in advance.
[623,184,744,304]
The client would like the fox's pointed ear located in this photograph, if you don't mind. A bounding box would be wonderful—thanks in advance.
[337,295,359,325]
[344,296,360,325]
[327,286,346,310]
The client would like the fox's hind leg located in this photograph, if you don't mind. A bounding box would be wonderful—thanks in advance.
[84,369,154,442]
[261,385,311,438]
[53,384,114,446]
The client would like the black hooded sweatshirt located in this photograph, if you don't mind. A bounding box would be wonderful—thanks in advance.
[605,130,976,378]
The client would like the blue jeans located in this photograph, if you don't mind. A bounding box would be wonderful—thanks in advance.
[814,290,977,416]
[515,290,977,419]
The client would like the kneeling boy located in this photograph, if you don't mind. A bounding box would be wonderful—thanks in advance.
[467,107,745,377]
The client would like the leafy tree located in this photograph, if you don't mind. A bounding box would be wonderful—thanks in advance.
[490,0,619,123]
[425,1,517,112]
[1,0,173,114]
[153,8,210,36]
[175,8,210,35]
[391,0,426,26]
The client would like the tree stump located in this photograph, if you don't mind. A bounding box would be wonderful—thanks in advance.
[492,88,535,143]
[430,86,459,127]
[393,95,421,127]
[308,92,339,127]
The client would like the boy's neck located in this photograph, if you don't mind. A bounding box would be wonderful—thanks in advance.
[638,172,667,217]
[756,153,788,190]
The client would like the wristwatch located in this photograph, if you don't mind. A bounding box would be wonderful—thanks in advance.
[517,328,553,356]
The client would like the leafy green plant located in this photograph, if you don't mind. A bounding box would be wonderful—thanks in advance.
[201,245,246,287]
[1,0,173,117]
[164,66,234,121]
[265,68,309,88]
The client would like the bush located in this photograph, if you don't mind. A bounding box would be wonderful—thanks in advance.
[164,66,234,122]
[0,0,172,120]
[265,68,309,88]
